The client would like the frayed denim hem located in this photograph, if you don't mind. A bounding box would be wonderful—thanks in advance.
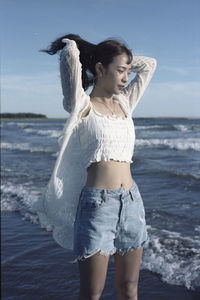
[115,238,149,256]
[73,240,148,262]
[74,248,116,262]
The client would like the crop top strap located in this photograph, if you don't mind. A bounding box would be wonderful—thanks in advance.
[89,100,128,119]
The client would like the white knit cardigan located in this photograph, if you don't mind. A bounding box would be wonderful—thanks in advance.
[34,38,157,250]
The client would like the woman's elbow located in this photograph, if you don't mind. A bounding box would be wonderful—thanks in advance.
[151,58,157,71]
[63,97,73,113]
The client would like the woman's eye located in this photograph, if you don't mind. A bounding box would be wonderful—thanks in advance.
[118,70,123,73]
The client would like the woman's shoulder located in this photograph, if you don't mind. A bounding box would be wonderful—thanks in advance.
[113,94,131,115]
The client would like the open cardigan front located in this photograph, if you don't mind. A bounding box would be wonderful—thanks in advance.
[34,38,157,250]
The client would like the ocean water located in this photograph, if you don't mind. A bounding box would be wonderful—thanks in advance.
[1,118,200,300]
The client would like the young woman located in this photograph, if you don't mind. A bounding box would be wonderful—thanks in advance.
[38,33,156,300]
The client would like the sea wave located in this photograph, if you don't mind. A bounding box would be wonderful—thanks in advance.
[6,122,43,127]
[136,138,200,151]
[142,226,200,290]
[1,142,55,153]
[149,166,200,181]
[23,128,61,138]
[173,124,196,132]
[2,180,200,291]
[135,125,165,130]
[195,225,200,232]
[135,124,199,132]
[1,181,41,212]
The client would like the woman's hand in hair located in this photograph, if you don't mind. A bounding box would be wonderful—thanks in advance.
[62,38,80,56]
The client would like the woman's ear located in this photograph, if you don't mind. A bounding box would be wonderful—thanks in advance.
[95,62,105,77]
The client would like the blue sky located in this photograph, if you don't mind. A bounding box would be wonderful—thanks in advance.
[1,0,200,118]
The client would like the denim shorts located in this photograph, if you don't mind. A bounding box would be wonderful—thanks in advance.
[73,180,148,261]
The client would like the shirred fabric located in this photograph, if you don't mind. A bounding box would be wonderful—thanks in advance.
[76,103,135,169]
[33,38,157,250]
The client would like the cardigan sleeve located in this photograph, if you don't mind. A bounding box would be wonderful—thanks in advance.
[60,38,87,113]
[121,56,157,113]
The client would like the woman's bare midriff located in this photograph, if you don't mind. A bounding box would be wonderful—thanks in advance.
[85,160,134,192]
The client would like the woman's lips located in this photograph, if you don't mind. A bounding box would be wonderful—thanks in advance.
[118,85,125,90]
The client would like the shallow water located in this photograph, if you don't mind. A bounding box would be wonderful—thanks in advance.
[1,118,200,299]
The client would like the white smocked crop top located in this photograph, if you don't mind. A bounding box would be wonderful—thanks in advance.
[76,102,135,169]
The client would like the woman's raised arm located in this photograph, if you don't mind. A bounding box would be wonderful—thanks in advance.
[60,39,87,113]
[122,56,157,113]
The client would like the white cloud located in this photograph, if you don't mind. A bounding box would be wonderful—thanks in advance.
[1,73,200,118]
[159,66,188,76]
[2,72,60,94]
[133,81,200,118]
[1,72,64,117]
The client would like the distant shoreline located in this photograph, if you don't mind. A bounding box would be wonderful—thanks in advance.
[1,112,199,121]
[1,117,200,121]
[0,112,67,121]
[0,118,68,121]
[0,113,47,118]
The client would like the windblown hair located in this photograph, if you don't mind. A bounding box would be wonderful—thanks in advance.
[40,34,133,90]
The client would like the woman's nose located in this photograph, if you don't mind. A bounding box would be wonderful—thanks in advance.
[122,73,129,83]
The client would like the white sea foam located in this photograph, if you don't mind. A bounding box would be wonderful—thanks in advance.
[1,142,54,153]
[6,122,17,126]
[173,124,190,131]
[136,138,200,151]
[174,124,200,132]
[52,151,59,157]
[16,122,46,127]
[23,127,61,138]
[142,226,200,290]
[135,125,164,130]
[1,181,41,212]
[1,181,48,226]
[135,123,199,132]
[194,225,200,232]
[2,179,200,290]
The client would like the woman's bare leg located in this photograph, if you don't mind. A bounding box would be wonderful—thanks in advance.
[114,247,143,300]
[77,251,110,300]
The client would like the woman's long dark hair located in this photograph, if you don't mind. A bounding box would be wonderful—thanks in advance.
[40,34,133,90]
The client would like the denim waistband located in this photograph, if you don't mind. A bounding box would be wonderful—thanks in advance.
[81,181,138,201]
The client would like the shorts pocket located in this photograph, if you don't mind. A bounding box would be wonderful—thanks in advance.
[133,186,143,203]
[80,194,106,210]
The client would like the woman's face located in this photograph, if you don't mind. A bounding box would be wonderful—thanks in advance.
[97,53,132,95]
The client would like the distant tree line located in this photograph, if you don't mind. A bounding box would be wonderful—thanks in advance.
[0,113,47,119]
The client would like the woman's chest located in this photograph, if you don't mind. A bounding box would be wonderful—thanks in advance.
[77,115,135,144]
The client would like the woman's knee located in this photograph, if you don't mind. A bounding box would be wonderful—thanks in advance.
[117,280,138,299]
[79,286,104,300]
[79,275,106,299]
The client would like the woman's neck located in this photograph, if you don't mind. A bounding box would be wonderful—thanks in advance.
[90,86,113,105]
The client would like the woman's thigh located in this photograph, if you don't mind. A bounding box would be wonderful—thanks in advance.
[78,251,110,295]
[114,248,143,290]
